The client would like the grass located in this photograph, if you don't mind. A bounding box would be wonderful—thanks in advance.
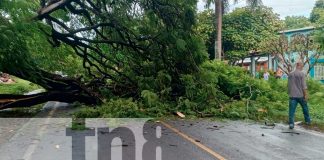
[255,79,324,132]
[0,76,43,117]
[0,77,41,94]
[71,118,87,130]
[271,100,324,132]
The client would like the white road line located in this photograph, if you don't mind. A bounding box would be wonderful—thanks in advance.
[22,102,58,160]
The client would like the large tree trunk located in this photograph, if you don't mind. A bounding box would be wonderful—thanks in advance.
[0,68,101,110]
[0,91,98,110]
[215,0,223,60]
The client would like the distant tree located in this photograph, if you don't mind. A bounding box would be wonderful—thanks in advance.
[310,0,324,24]
[196,9,215,59]
[204,0,262,60]
[263,34,323,74]
[284,16,313,29]
[196,7,281,61]
[222,7,282,63]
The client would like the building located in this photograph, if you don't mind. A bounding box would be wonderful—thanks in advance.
[239,56,268,71]
[236,52,275,77]
[238,26,324,82]
[280,26,324,82]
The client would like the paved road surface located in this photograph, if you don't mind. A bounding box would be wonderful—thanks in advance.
[1,102,324,160]
[167,120,324,160]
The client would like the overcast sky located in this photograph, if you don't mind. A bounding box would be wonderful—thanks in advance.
[197,0,317,19]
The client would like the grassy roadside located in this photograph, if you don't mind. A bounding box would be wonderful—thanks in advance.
[0,76,43,117]
[271,104,324,132]
[269,79,324,131]
[0,76,41,94]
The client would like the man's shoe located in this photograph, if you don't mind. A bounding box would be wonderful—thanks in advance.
[289,124,294,129]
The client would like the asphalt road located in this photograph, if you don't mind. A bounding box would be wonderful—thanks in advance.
[167,120,324,160]
[1,102,324,160]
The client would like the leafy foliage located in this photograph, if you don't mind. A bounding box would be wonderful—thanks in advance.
[74,98,147,118]
[0,0,85,77]
[0,19,32,76]
[35,0,208,98]
[195,9,216,59]
[72,61,284,121]
[310,0,324,24]
[203,0,263,60]
[284,16,313,29]
[222,6,282,60]
[196,6,282,61]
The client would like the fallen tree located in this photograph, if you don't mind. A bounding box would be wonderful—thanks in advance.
[0,11,101,109]
[0,91,97,110]
[3,70,102,109]
[0,0,206,109]
[0,67,102,109]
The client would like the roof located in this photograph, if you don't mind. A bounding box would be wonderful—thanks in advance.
[279,26,316,34]
[237,57,269,64]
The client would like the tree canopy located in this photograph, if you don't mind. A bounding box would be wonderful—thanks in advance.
[0,0,210,109]
[222,7,282,61]
[196,6,282,61]
[195,9,215,59]
[203,0,263,60]
[310,0,324,24]
[0,1,84,74]
[284,16,313,30]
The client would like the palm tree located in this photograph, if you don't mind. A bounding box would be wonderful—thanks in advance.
[205,0,262,60]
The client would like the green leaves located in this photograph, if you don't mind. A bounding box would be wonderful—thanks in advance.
[176,39,187,51]
[284,16,313,30]
[74,98,146,118]
[141,90,159,107]
[310,0,324,23]
[0,0,85,77]
[0,24,13,46]
[196,6,281,61]
[222,7,282,60]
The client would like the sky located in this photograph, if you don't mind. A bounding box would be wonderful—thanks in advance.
[197,0,317,19]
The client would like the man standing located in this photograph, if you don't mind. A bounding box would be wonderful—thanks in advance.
[288,62,311,129]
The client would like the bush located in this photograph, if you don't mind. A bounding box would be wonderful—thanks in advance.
[176,61,275,119]
[308,79,324,94]
[75,98,148,118]
[222,101,247,119]
[75,60,324,124]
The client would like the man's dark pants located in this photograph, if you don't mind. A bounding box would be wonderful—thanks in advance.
[289,97,311,128]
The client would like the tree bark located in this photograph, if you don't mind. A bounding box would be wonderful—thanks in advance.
[0,91,98,110]
[215,0,223,60]
[0,68,101,110]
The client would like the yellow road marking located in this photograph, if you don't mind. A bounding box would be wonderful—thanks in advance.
[160,121,227,160]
